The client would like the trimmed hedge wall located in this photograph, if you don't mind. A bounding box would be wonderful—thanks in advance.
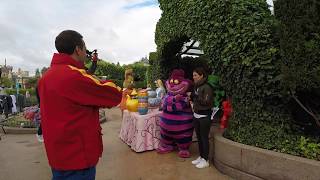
[148,51,162,89]
[5,88,36,96]
[86,60,148,89]
[275,0,320,137]
[275,0,320,93]
[154,0,320,160]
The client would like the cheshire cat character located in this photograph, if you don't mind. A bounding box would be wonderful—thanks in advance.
[157,69,193,158]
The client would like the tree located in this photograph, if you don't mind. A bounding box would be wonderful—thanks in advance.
[275,0,320,133]
[139,56,149,64]
[94,60,125,80]
[154,0,292,157]
[41,67,48,76]
[25,77,38,89]
[0,77,13,88]
[35,68,40,78]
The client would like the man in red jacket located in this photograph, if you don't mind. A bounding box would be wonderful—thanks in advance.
[38,30,122,180]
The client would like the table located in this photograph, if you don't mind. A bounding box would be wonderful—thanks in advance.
[119,108,161,152]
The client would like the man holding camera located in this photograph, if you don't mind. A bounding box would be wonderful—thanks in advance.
[38,30,122,180]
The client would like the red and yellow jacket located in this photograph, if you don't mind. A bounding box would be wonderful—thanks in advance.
[38,53,122,170]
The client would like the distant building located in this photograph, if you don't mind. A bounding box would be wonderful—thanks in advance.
[0,59,31,88]
[0,65,13,78]
[0,58,13,78]
[17,68,29,77]
[13,68,31,89]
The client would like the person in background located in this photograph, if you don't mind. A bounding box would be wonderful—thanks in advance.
[25,91,30,98]
[35,86,43,142]
[10,95,17,115]
[38,30,122,180]
[155,79,166,99]
[189,67,214,169]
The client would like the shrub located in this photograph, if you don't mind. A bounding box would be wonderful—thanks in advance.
[5,88,36,96]
[274,0,320,136]
[154,0,320,160]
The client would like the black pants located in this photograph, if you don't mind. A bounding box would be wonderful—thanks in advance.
[37,123,42,135]
[193,116,211,161]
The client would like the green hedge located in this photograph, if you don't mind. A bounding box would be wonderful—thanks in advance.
[86,60,148,89]
[154,0,320,160]
[274,0,320,159]
[108,79,123,87]
[275,0,320,135]
[3,117,36,128]
[87,60,125,80]
[5,88,36,96]
[25,96,38,107]
[149,52,162,89]
[275,0,320,93]
[108,79,146,89]
[134,81,147,89]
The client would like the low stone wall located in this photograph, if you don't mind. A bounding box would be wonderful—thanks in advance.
[211,127,320,180]
[3,126,37,134]
[1,109,110,135]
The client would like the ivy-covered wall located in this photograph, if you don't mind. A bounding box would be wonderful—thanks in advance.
[275,0,320,139]
[154,0,320,160]
[275,0,320,94]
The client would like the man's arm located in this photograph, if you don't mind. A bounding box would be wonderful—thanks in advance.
[60,66,122,108]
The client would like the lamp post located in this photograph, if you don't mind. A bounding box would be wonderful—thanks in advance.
[16,75,21,95]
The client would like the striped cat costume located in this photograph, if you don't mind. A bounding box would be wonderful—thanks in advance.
[158,69,193,158]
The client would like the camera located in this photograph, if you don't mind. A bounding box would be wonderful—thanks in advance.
[86,49,99,74]
[86,49,98,62]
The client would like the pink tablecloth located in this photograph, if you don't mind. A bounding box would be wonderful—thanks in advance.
[119,109,161,152]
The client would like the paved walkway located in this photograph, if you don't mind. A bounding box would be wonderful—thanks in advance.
[0,108,231,180]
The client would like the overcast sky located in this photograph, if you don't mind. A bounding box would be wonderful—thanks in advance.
[0,0,274,75]
[0,0,161,74]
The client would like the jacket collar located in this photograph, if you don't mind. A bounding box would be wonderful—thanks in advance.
[50,53,85,69]
[195,77,207,88]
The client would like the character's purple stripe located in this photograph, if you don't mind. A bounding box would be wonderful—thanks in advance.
[161,113,193,120]
[161,134,192,144]
[161,127,194,135]
[160,137,173,145]
[162,110,193,116]
[160,129,193,139]
[177,142,192,149]
[160,137,192,148]
[160,121,193,131]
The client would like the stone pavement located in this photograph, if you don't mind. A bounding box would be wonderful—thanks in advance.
[0,108,231,180]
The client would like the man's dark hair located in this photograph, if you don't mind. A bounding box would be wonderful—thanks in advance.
[55,30,84,55]
[193,67,208,79]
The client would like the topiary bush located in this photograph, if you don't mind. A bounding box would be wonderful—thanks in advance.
[154,0,320,160]
[149,51,162,89]
[275,0,320,137]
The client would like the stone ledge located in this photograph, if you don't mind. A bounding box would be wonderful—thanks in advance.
[1,109,109,135]
[3,126,37,134]
[214,158,263,180]
[212,128,320,180]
